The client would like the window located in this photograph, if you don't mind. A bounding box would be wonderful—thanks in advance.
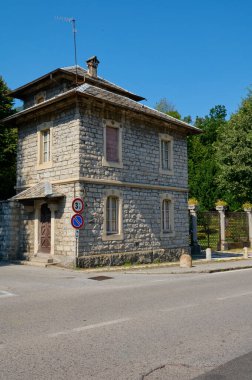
[42,130,50,162]
[162,199,171,232]
[161,140,170,170]
[106,196,119,234]
[159,134,173,174]
[106,126,119,163]
[160,194,175,236]
[102,120,123,168]
[36,122,52,169]
[102,190,123,241]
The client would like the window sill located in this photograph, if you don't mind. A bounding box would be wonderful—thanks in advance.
[159,168,174,176]
[102,233,124,241]
[36,161,53,170]
[102,157,123,169]
[160,231,176,238]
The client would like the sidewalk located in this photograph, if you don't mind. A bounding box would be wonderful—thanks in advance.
[124,257,252,275]
[6,251,252,275]
[69,251,252,275]
[86,249,252,274]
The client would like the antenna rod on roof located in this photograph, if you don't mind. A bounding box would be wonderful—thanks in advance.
[72,18,78,85]
[56,16,78,85]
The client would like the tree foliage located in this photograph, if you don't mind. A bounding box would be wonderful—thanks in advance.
[155,97,182,119]
[216,91,252,207]
[188,105,227,210]
[0,76,17,200]
[155,97,192,123]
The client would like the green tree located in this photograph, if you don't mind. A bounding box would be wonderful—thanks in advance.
[0,76,17,200]
[155,97,182,119]
[216,91,252,208]
[188,105,227,210]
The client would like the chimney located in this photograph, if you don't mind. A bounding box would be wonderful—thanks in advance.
[86,56,100,78]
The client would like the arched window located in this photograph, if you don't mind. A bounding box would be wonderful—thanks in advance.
[162,199,171,232]
[159,133,173,175]
[106,196,119,234]
[160,194,175,236]
[102,190,123,241]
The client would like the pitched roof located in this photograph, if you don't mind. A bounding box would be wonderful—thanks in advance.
[61,65,145,101]
[9,65,145,102]
[3,82,201,134]
[76,84,201,133]
[10,182,64,201]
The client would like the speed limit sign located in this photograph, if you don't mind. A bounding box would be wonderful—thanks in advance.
[72,198,84,214]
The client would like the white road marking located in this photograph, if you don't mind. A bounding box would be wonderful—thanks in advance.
[217,291,252,300]
[0,290,16,298]
[48,318,131,338]
[159,303,198,312]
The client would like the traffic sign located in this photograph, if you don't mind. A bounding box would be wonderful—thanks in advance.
[72,198,84,213]
[71,214,84,229]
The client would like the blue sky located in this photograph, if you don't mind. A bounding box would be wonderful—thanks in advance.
[1,0,252,121]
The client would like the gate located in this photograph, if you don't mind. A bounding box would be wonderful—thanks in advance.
[197,211,220,250]
[225,212,249,248]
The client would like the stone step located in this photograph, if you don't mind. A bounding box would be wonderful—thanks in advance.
[22,260,51,267]
[30,255,54,264]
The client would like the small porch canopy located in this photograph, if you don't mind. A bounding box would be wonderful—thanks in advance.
[10,182,65,203]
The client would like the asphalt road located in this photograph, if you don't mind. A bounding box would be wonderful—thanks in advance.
[1,264,252,380]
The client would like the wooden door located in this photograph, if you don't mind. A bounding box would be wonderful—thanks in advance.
[40,203,51,253]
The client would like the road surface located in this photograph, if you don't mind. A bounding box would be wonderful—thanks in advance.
[1,264,252,379]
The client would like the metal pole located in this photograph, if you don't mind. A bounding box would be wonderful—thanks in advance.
[75,236,77,268]
[72,19,78,85]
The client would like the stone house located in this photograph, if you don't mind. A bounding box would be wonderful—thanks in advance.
[1,56,200,266]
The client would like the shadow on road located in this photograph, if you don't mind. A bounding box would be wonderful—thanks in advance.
[194,351,252,380]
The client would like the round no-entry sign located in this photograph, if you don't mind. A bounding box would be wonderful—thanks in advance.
[71,214,84,229]
[72,198,84,213]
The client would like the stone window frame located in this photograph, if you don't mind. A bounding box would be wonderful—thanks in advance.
[102,189,124,241]
[102,119,123,169]
[160,193,175,237]
[159,133,174,175]
[36,122,53,170]
[34,91,46,105]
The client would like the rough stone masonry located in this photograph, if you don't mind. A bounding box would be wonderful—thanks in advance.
[0,57,200,266]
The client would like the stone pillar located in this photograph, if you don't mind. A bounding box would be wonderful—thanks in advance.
[188,204,201,255]
[244,208,252,248]
[48,203,58,256]
[216,205,228,251]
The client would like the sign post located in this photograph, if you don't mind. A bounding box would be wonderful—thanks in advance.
[71,198,85,268]
[72,198,84,213]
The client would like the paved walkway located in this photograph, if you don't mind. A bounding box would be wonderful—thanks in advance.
[125,257,252,275]
[71,252,252,275]
[4,250,252,275]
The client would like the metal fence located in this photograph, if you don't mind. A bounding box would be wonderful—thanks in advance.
[196,211,220,250]
[189,211,250,250]
[225,212,249,248]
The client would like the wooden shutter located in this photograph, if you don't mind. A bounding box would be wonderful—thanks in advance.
[106,126,119,162]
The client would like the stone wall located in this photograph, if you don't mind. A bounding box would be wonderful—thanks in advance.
[16,106,80,189]
[23,81,73,109]
[78,184,189,256]
[0,201,21,260]
[54,182,84,258]
[78,247,189,268]
[12,96,190,265]
[79,104,188,188]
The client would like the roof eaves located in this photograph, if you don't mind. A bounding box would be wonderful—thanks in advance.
[2,87,77,124]
[9,68,65,98]
[76,84,201,134]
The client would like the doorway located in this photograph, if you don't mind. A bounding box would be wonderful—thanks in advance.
[40,203,51,253]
